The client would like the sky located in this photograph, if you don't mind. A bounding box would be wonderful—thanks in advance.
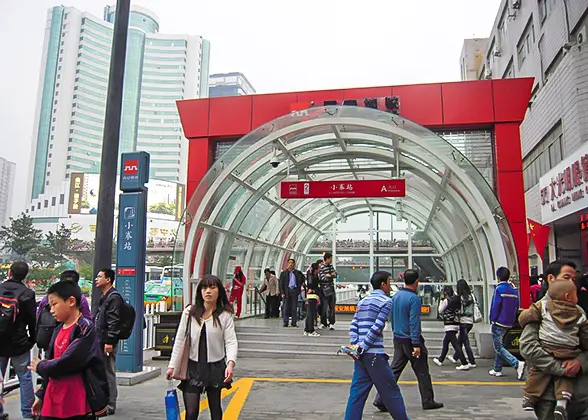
[0,0,502,216]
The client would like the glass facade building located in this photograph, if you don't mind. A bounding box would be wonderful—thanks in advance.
[27,5,210,200]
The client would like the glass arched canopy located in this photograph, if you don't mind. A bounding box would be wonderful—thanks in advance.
[177,105,518,309]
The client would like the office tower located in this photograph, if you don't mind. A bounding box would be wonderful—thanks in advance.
[209,72,255,97]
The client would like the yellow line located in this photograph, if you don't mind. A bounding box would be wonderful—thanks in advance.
[249,377,522,386]
[223,378,254,419]
[3,394,19,401]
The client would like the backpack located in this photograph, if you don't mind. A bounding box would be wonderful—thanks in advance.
[111,292,136,340]
[36,302,58,350]
[0,288,21,339]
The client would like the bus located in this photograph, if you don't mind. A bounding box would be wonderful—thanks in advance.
[146,266,163,283]
[161,265,183,287]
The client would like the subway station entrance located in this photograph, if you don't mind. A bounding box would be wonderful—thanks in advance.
[175,78,535,314]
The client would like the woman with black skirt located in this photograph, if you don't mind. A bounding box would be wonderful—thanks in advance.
[166,275,238,419]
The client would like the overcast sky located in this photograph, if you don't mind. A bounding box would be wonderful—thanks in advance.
[0,0,501,216]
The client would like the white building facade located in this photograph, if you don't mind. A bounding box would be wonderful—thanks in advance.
[461,0,588,271]
[28,5,210,202]
[0,158,16,228]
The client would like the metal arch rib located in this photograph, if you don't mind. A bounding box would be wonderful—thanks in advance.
[199,222,298,254]
[228,173,321,234]
[423,168,451,235]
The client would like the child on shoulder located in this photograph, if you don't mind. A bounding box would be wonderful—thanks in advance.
[28,281,109,420]
[519,280,588,420]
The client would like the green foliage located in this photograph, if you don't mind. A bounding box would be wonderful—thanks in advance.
[33,223,73,267]
[0,213,43,259]
[149,202,176,216]
[79,263,94,280]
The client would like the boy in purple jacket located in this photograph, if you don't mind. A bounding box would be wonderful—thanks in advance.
[489,266,525,379]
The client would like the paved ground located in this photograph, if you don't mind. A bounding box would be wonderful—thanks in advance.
[3,357,533,420]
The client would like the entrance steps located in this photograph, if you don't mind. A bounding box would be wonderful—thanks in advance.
[236,317,478,360]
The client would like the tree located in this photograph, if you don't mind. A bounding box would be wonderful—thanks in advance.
[79,263,94,280]
[33,224,74,267]
[0,213,43,259]
[149,202,176,216]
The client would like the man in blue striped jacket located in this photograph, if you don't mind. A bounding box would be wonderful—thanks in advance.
[344,271,409,420]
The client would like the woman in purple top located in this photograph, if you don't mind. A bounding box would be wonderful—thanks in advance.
[37,270,93,320]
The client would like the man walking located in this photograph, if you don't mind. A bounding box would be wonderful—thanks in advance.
[0,261,36,419]
[489,266,525,379]
[373,269,443,412]
[260,268,280,318]
[279,259,304,327]
[344,271,409,419]
[95,268,123,415]
[319,252,337,330]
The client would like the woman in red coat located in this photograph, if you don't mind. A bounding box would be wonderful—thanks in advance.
[230,266,246,318]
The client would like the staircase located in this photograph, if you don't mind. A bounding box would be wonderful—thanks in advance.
[236,316,478,359]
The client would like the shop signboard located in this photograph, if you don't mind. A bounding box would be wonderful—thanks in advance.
[280,179,406,199]
[540,142,588,224]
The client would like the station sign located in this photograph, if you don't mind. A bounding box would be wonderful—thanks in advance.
[540,141,588,224]
[280,179,406,199]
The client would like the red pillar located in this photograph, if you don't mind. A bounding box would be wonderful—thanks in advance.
[494,123,530,308]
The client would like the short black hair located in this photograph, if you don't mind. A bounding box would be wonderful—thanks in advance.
[270,270,276,275]
[324,252,333,261]
[404,269,419,286]
[264,268,271,274]
[370,271,391,290]
[288,258,296,264]
[48,280,82,307]
[10,261,29,281]
[60,270,80,283]
[100,268,115,284]
[545,260,576,279]
[496,266,511,282]
[311,262,320,271]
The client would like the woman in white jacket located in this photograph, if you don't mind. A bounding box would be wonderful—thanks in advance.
[166,275,238,420]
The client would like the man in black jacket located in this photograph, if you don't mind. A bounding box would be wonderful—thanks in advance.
[0,261,36,419]
[279,258,305,327]
[94,268,122,415]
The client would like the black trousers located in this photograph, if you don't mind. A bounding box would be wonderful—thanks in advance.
[321,293,336,326]
[283,289,299,326]
[265,295,279,318]
[453,324,476,364]
[305,299,318,333]
[374,337,435,407]
[439,330,467,365]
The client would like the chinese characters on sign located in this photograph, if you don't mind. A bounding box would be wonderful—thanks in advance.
[280,179,406,199]
[68,173,85,214]
[539,142,588,224]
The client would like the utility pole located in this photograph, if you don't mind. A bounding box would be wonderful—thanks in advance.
[91,0,131,315]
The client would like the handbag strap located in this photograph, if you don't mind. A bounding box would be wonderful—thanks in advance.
[184,306,192,338]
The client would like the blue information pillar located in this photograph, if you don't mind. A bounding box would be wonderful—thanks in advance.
[115,151,150,373]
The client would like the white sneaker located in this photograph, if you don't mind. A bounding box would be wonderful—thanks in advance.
[489,369,504,377]
[468,363,477,368]
[308,331,321,337]
[303,331,309,336]
[456,364,470,371]
[517,361,526,380]
[329,325,335,331]
[447,355,458,364]
[317,324,324,330]
[433,358,443,366]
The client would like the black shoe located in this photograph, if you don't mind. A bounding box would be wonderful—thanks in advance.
[554,405,568,420]
[264,316,269,319]
[522,399,535,411]
[283,324,289,327]
[373,402,387,412]
[0,413,8,420]
[423,402,444,410]
[107,406,116,416]
[292,324,297,327]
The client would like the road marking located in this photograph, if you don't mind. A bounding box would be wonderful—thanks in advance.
[249,377,522,386]
[179,378,254,420]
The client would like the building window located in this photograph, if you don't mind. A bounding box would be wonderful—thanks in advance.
[49,153,52,158]
[539,0,551,23]
[43,200,48,208]
[59,194,65,205]
[487,38,496,69]
[51,197,56,206]
[523,122,564,190]
[37,202,41,210]
[48,162,51,167]
[517,16,535,68]
[49,144,53,149]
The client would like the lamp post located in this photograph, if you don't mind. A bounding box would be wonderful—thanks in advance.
[91,0,131,314]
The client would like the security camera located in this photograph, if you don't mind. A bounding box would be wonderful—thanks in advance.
[270,156,280,168]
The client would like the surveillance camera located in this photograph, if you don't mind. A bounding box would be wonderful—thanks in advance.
[270,156,280,168]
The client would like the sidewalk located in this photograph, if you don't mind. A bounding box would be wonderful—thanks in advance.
[2,358,533,419]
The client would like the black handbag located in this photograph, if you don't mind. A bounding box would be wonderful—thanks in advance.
[321,283,335,297]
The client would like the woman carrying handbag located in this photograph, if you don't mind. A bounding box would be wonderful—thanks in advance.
[166,275,238,420]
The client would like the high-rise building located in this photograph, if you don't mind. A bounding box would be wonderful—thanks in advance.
[27,4,210,201]
[209,72,255,97]
[0,158,16,228]
[462,0,588,270]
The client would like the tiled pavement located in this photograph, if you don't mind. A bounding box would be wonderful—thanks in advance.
[3,357,534,419]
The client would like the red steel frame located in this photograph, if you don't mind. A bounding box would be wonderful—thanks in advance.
[177,78,534,308]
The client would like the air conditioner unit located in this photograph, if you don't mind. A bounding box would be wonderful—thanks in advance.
[512,0,521,9]
[493,47,502,57]
[484,69,492,79]
[578,26,587,46]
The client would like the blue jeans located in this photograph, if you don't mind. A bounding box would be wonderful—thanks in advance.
[492,324,519,372]
[0,352,35,418]
[345,353,409,420]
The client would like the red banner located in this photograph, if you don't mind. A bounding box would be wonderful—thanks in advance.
[280,180,406,199]
[528,218,551,259]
